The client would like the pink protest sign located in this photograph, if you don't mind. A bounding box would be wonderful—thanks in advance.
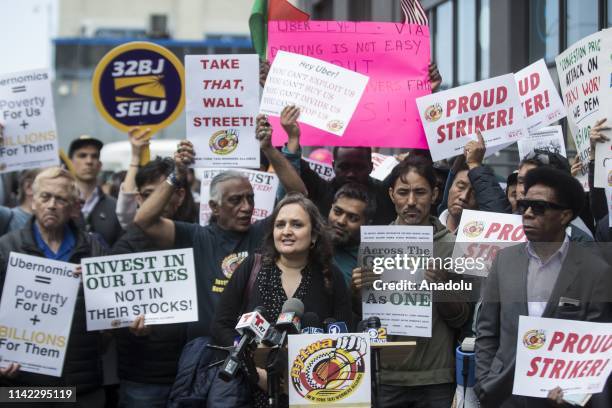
[267,21,431,148]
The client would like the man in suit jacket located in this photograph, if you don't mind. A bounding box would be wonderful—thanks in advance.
[475,167,611,408]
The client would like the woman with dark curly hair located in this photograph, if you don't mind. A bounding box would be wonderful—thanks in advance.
[211,193,353,406]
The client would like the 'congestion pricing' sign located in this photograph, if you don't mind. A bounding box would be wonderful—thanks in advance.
[92,41,184,132]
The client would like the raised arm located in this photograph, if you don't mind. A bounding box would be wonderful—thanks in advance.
[116,128,150,228]
[133,140,194,248]
[256,112,307,195]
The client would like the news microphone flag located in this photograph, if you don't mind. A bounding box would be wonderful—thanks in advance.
[235,309,270,340]
[327,321,348,334]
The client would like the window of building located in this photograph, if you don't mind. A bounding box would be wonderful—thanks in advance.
[458,0,476,84]
[478,0,490,79]
[529,0,560,63]
[433,1,454,89]
[567,0,599,44]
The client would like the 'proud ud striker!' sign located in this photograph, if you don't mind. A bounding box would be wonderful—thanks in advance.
[92,42,185,132]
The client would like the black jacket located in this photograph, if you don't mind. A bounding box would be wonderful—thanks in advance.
[110,225,187,384]
[84,190,123,247]
[0,219,105,393]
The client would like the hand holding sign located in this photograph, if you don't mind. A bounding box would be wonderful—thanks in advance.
[464,131,486,170]
[129,315,152,337]
[0,362,20,378]
[128,128,152,163]
[589,118,610,161]
[174,140,195,182]
[280,105,300,139]
[255,114,273,150]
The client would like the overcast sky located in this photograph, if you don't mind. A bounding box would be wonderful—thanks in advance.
[0,0,58,75]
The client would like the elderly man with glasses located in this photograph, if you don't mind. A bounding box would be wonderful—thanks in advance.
[0,167,107,406]
[474,166,611,407]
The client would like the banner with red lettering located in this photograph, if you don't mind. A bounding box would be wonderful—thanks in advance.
[268,21,431,148]
[416,74,528,162]
[514,59,566,133]
[513,316,612,398]
[185,55,260,168]
[555,30,606,189]
[452,210,526,277]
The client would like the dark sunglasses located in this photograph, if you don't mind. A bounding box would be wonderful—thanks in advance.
[517,199,568,215]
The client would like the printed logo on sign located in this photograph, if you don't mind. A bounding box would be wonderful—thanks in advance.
[522,329,546,350]
[290,336,367,403]
[326,119,344,133]
[92,42,184,132]
[221,251,248,279]
[209,129,239,155]
[424,103,443,122]
[463,221,485,238]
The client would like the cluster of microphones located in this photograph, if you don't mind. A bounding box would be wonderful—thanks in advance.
[217,297,387,383]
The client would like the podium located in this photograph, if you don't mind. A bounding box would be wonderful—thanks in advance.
[253,340,417,366]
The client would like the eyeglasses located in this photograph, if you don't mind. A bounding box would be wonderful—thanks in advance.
[37,192,71,207]
[516,199,568,215]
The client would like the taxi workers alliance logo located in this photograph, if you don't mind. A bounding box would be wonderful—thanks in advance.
[209,129,239,155]
[326,119,344,133]
[463,220,485,238]
[291,335,367,403]
[221,251,248,279]
[523,329,546,350]
[424,103,443,122]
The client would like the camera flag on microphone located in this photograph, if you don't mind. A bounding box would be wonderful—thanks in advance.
[235,310,270,340]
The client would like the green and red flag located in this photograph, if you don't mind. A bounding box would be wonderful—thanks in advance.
[249,0,309,60]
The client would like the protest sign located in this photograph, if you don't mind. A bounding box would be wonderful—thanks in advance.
[288,333,371,406]
[260,51,369,136]
[452,210,526,277]
[304,158,335,181]
[185,55,260,168]
[513,316,612,398]
[82,249,197,331]
[198,168,278,225]
[416,74,528,162]
[370,153,399,181]
[556,30,606,189]
[594,29,612,189]
[360,226,433,337]
[517,126,567,160]
[514,59,566,133]
[0,252,79,377]
[606,160,612,229]
[268,21,431,148]
[92,42,184,133]
[0,69,59,173]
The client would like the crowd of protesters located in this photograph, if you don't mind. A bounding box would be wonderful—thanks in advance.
[0,56,610,408]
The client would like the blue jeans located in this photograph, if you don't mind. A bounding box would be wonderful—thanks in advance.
[118,380,172,408]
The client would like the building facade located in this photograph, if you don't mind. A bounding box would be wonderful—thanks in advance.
[299,0,611,174]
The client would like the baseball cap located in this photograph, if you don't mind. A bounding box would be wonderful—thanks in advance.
[68,135,104,158]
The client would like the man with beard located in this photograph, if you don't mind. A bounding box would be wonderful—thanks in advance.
[328,183,374,285]
[264,106,396,224]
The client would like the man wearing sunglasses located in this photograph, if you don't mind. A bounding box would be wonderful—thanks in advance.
[475,167,611,407]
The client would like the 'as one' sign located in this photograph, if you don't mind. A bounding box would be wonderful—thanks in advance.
[92,41,185,132]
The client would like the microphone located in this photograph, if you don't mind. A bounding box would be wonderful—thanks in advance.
[262,298,304,347]
[301,312,324,334]
[358,317,387,343]
[235,306,270,341]
[219,306,268,382]
[324,317,348,334]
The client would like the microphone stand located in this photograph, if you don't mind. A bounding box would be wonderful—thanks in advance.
[371,345,381,407]
[265,330,288,408]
